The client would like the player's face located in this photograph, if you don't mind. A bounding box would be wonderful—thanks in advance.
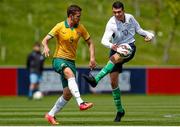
[72,11,81,24]
[112,7,125,22]
[34,45,41,52]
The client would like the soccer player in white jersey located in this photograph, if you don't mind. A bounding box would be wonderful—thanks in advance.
[83,1,154,122]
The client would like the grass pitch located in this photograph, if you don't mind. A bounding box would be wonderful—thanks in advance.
[0,94,180,126]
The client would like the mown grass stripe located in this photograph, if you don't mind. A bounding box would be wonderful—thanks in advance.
[0,94,180,125]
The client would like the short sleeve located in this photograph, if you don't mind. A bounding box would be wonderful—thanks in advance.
[48,23,61,37]
[80,25,90,41]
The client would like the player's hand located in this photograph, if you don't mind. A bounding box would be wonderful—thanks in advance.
[111,44,119,51]
[89,59,96,70]
[144,32,154,42]
[42,46,50,57]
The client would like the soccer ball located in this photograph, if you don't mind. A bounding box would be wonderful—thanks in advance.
[33,91,43,100]
[117,43,132,58]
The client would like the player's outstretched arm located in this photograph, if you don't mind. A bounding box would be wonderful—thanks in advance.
[131,15,154,42]
[42,35,53,57]
[86,38,96,70]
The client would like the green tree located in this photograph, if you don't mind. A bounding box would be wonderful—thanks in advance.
[163,0,180,63]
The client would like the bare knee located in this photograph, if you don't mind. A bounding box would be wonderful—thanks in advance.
[110,53,123,64]
[63,67,74,79]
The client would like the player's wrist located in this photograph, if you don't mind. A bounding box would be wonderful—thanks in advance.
[90,57,95,62]
[109,43,113,49]
[145,32,154,42]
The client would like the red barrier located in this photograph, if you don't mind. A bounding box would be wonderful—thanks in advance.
[0,68,17,96]
[0,67,180,96]
[147,68,180,95]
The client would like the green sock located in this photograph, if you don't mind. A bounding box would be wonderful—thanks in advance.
[95,61,114,82]
[112,87,124,112]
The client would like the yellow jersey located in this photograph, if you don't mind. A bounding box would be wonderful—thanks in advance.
[48,20,90,60]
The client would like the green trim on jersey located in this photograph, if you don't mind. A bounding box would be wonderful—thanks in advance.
[64,20,78,30]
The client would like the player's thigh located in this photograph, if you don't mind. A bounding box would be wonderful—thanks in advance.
[30,73,39,84]
[61,65,76,88]
[110,53,123,64]
[52,58,76,88]
[52,58,76,74]
[63,67,75,79]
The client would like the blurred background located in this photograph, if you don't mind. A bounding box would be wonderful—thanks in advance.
[0,0,179,66]
[0,0,180,95]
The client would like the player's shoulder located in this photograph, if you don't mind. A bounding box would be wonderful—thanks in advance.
[30,51,36,57]
[107,16,116,25]
[78,23,84,27]
[28,52,33,58]
[109,16,116,22]
[125,13,136,23]
[77,23,87,30]
[125,13,134,19]
[51,21,66,30]
[56,21,64,27]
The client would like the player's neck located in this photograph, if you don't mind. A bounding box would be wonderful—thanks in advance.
[120,15,125,23]
[67,18,74,28]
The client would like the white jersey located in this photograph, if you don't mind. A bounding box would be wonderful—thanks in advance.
[101,13,151,48]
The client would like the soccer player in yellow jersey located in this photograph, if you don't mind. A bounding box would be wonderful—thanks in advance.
[42,5,96,125]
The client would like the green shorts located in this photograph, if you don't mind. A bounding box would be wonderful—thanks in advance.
[52,58,76,88]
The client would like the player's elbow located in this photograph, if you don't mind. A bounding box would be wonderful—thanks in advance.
[101,38,106,46]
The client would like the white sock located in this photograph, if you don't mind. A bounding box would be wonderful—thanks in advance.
[48,96,68,116]
[68,77,83,106]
